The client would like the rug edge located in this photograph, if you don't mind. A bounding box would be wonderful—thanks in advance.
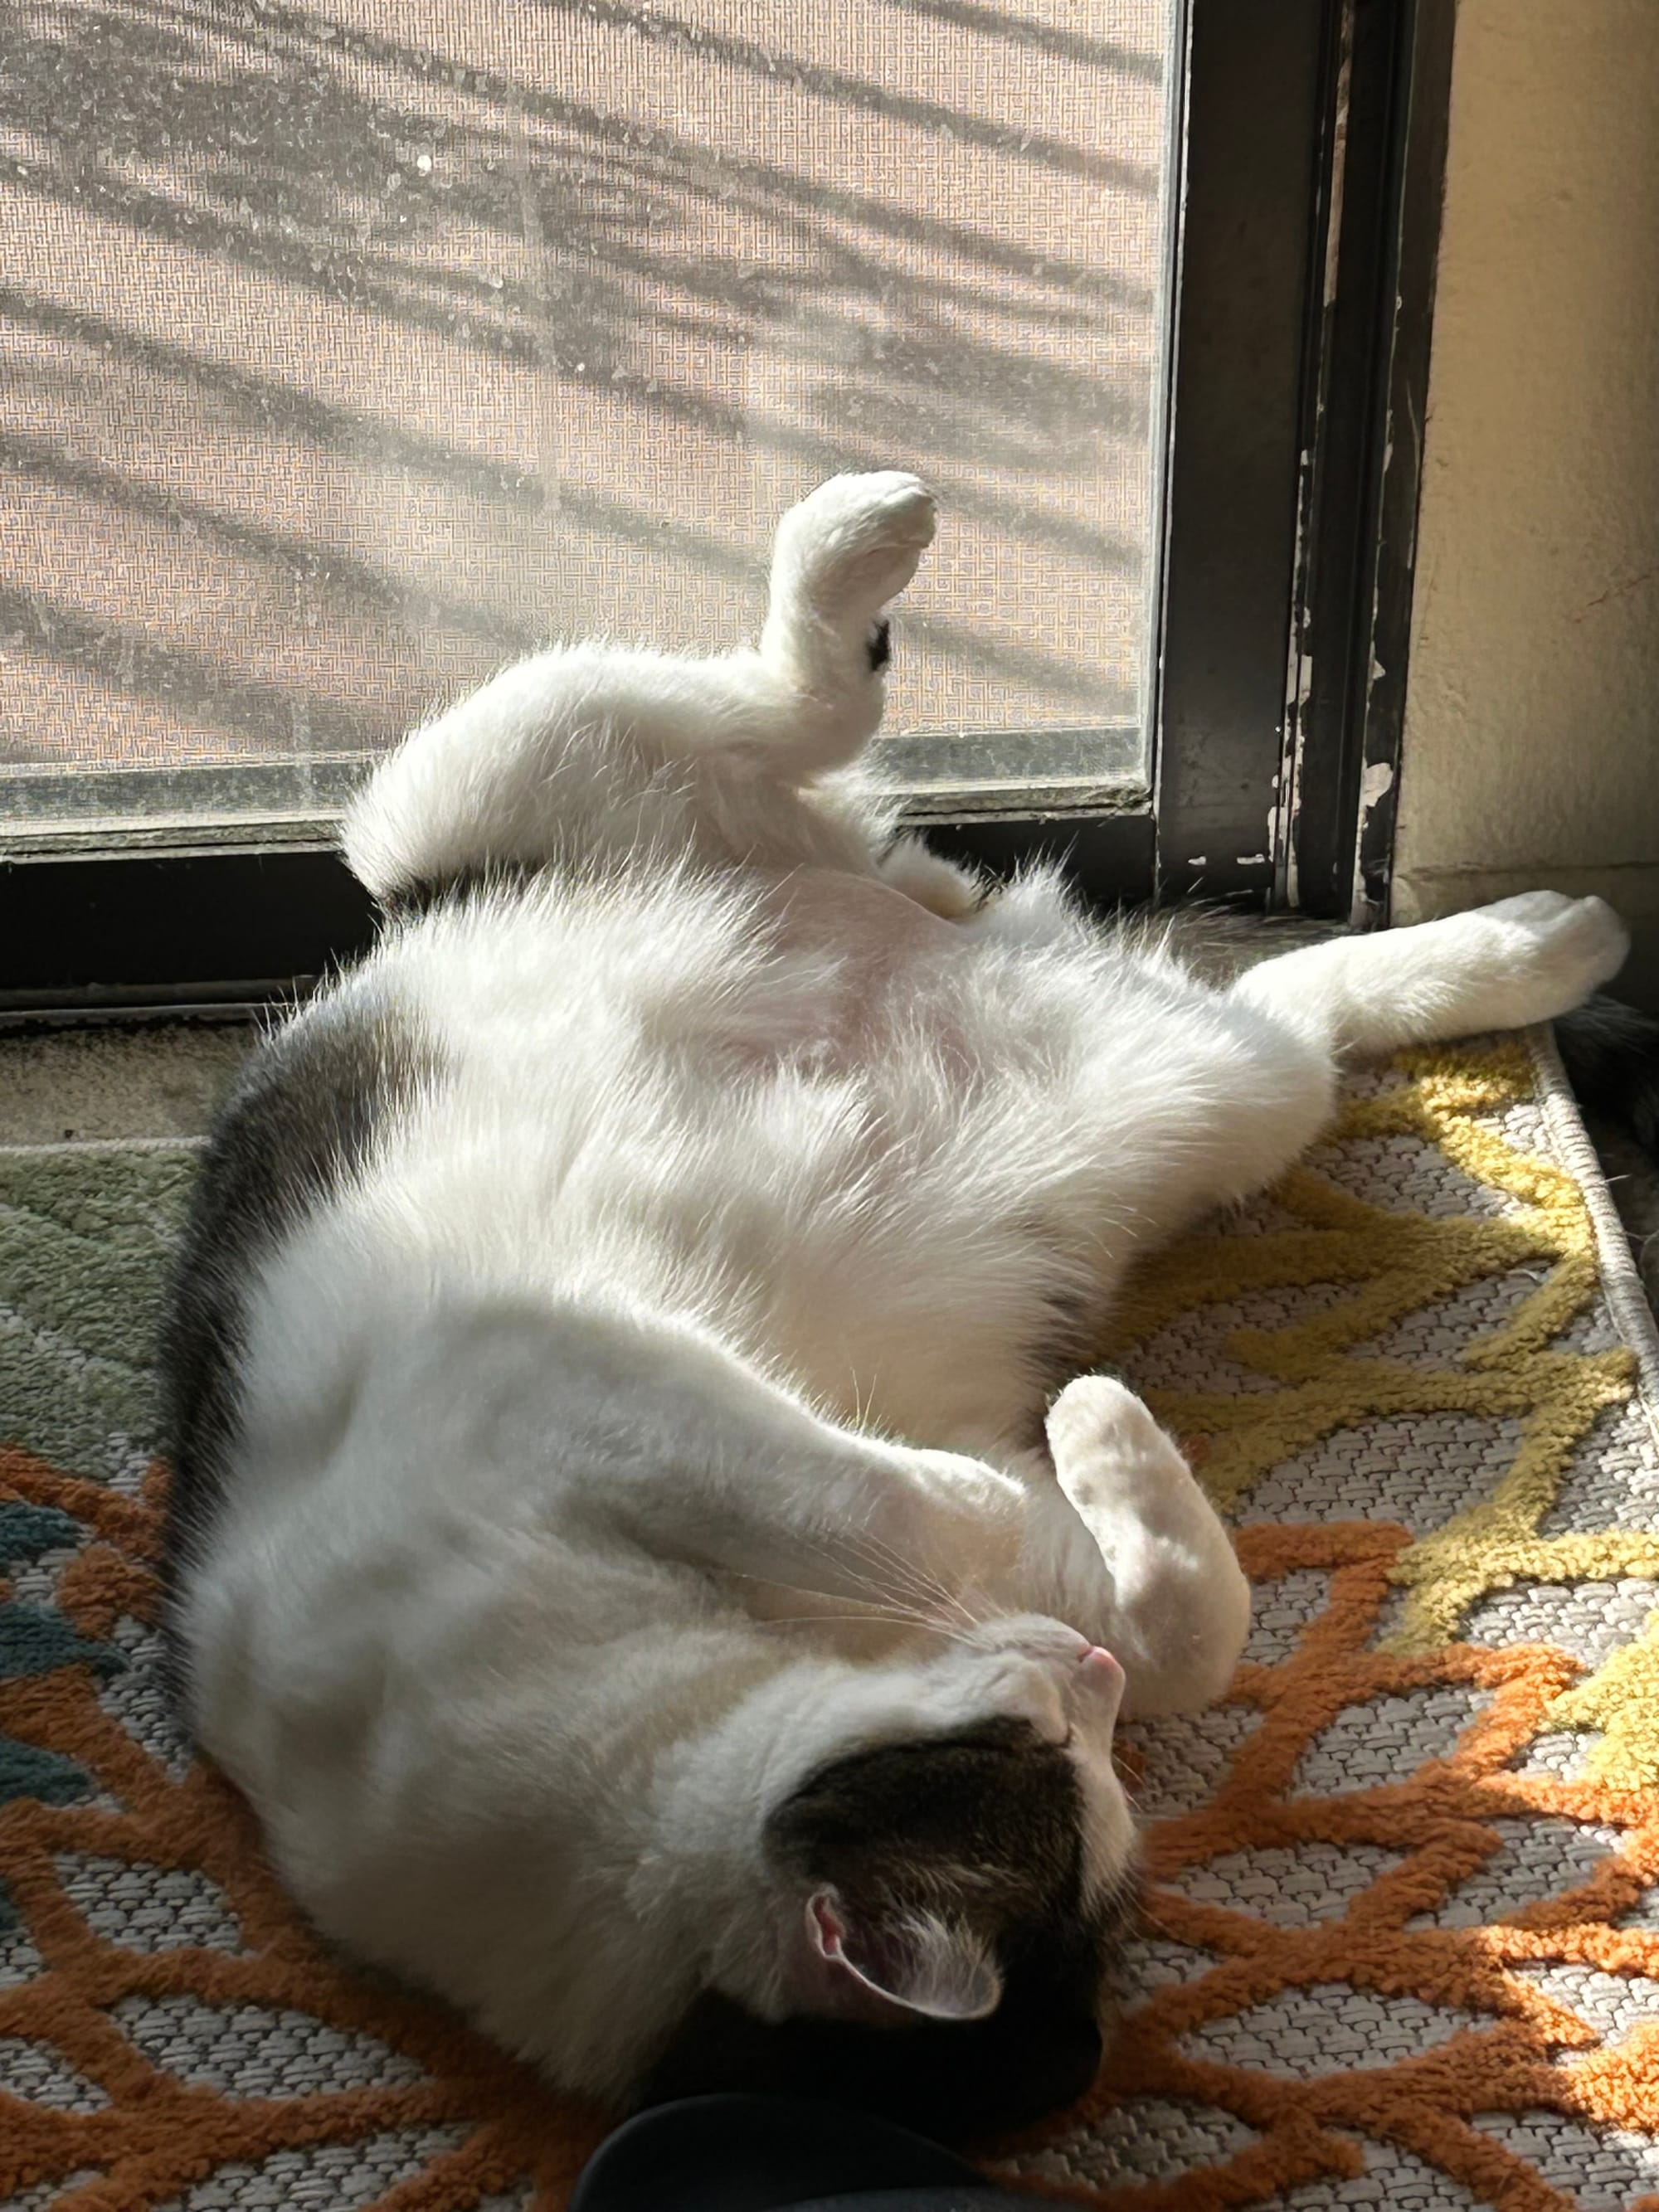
[1531,1018,1659,1439]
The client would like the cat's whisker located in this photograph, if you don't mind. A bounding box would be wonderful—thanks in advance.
[733,1521,970,1629]
[840,1524,981,1630]
[821,1533,974,1632]
[718,1561,979,1646]
[752,1611,972,1643]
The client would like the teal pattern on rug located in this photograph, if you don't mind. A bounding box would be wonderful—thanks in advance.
[0,1143,197,1479]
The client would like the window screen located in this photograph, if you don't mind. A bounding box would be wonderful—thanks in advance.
[1,0,1181,838]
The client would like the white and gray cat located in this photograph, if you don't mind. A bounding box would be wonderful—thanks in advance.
[161,474,1628,2136]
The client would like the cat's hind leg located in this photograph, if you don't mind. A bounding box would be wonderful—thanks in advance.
[343,473,933,904]
[1107,894,1627,1243]
[1233,892,1629,1056]
[757,470,937,775]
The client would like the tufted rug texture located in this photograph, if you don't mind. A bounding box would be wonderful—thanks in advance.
[2,1029,1657,2211]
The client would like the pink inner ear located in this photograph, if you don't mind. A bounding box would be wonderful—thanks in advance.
[807,1889,912,2009]
[810,1890,848,1962]
[805,1889,910,2027]
[804,1889,1002,2025]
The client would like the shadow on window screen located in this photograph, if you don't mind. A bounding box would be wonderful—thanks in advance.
[0,0,1176,825]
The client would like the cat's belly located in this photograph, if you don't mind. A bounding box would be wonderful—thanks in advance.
[381,863,1209,1449]
[748,867,972,1070]
[764,866,965,969]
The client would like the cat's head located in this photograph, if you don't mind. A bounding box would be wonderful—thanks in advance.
[648,1613,1136,2135]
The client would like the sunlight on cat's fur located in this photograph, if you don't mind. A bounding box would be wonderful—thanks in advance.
[159,474,1629,2136]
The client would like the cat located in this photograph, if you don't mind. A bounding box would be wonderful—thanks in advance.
[159,472,1630,2138]
[1558,996,1659,1310]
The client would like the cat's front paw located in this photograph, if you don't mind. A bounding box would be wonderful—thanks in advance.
[1045,1373,1184,1503]
[1044,1374,1250,1718]
[771,472,937,631]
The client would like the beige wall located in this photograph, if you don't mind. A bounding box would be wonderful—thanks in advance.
[1394,0,1659,1006]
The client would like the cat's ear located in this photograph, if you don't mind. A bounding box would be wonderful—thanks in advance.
[804,1889,1002,2024]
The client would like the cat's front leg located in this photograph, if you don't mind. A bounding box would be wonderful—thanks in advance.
[1031,1376,1251,1719]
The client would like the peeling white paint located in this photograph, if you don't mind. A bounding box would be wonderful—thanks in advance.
[1323,24,1354,310]
[1361,760,1396,807]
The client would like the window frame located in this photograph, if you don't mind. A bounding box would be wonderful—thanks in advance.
[0,0,1454,1020]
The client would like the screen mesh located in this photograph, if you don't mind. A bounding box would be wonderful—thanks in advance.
[0,0,1179,829]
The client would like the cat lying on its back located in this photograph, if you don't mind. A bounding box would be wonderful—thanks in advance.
[160,474,1628,2137]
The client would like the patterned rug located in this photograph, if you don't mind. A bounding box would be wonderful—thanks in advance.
[2,1030,1657,2211]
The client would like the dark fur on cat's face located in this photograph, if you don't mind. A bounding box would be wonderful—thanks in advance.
[641,1715,1136,2140]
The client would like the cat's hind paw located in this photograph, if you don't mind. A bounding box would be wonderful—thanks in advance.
[770,472,937,637]
[1471,891,1629,1024]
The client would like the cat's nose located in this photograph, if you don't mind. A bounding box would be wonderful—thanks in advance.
[1078,1645,1124,1692]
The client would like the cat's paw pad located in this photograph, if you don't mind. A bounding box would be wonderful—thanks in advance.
[1480,891,1629,1021]
[1044,1373,1165,1464]
[771,472,937,626]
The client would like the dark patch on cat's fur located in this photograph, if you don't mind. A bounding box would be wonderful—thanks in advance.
[868,619,892,672]
[158,999,435,1647]
[1558,994,1659,1159]
[642,1718,1132,2139]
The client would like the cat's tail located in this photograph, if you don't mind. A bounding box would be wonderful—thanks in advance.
[1557,993,1659,1310]
[1557,994,1659,1159]
[343,472,935,908]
